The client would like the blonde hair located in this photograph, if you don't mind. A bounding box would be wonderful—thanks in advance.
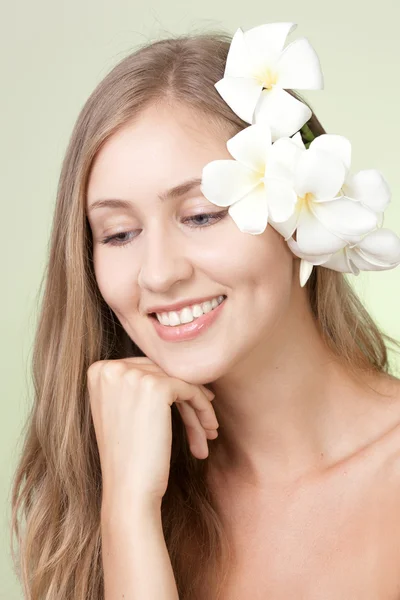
[10,29,400,599]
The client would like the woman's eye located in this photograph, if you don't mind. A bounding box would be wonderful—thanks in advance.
[183,211,227,228]
[100,210,227,248]
[101,231,135,247]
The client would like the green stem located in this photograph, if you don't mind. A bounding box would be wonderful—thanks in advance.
[300,122,316,149]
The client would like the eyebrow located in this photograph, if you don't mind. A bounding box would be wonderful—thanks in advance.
[87,176,203,213]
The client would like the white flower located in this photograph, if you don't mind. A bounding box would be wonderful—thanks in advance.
[287,228,400,287]
[266,132,382,255]
[200,121,299,234]
[214,22,324,140]
[201,127,380,248]
[200,18,400,286]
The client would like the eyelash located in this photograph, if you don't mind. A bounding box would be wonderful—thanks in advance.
[100,210,228,248]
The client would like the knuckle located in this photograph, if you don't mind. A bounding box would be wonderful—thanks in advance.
[101,360,124,380]
[87,360,105,383]
[140,373,162,393]
[122,368,142,386]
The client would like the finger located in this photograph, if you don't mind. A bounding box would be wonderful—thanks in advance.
[204,428,218,438]
[175,402,209,457]
[129,370,219,431]
[163,378,219,431]
[123,359,217,406]
[125,362,216,405]
[176,404,219,439]
[202,385,216,400]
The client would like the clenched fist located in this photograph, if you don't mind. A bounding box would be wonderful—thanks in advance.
[87,357,219,509]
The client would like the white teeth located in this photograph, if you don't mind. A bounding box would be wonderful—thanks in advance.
[156,295,225,326]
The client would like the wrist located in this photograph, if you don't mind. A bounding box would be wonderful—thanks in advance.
[101,492,162,525]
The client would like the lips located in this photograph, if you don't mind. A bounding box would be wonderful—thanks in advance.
[149,295,227,318]
[149,295,227,342]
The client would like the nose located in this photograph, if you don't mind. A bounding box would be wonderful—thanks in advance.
[137,223,194,293]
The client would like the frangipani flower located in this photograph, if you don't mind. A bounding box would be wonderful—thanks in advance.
[287,228,400,286]
[214,22,324,140]
[266,132,383,256]
[201,127,380,250]
[200,120,299,234]
[297,133,391,217]
[201,18,400,287]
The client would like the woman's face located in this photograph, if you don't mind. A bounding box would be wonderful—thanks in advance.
[86,102,296,385]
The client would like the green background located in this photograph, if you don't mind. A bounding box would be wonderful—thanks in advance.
[2,1,399,597]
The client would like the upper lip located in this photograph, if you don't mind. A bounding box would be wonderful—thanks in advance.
[146,294,225,315]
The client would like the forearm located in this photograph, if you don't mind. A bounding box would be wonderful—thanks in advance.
[101,500,179,600]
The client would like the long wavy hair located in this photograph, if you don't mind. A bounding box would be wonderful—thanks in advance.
[10,29,400,599]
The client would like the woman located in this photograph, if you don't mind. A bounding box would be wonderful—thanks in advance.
[10,26,400,600]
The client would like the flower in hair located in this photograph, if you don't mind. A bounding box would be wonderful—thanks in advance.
[287,228,400,286]
[264,132,386,255]
[200,118,299,234]
[214,22,324,140]
[201,127,381,251]
[259,132,400,284]
[200,20,400,286]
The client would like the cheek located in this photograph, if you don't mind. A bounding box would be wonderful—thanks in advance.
[255,229,295,304]
[224,224,294,284]
[230,227,295,327]
[193,220,291,281]
[260,227,294,283]
[93,249,138,312]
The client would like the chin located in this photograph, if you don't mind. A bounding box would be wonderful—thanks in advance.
[155,356,224,385]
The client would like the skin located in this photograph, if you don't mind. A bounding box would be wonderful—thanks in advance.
[86,101,400,595]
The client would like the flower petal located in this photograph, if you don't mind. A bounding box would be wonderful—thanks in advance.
[215,76,263,124]
[201,160,260,206]
[342,169,391,213]
[311,197,378,239]
[224,27,258,78]
[294,148,346,200]
[309,134,352,173]
[290,241,360,276]
[244,22,297,63]
[355,228,400,267]
[290,131,306,150]
[265,137,304,186]
[269,207,299,240]
[228,183,269,234]
[253,87,311,139]
[350,251,397,271]
[300,261,314,286]
[296,206,348,254]
[226,123,271,172]
[264,178,298,222]
[286,237,333,263]
[344,249,369,273]
[319,248,355,273]
[276,37,324,90]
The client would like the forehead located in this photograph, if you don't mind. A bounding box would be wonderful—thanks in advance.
[86,104,230,207]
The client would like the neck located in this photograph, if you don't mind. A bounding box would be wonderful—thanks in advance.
[206,286,396,489]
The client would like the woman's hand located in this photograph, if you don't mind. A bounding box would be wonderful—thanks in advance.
[87,356,219,508]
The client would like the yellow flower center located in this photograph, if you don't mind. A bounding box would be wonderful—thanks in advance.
[255,66,278,89]
[297,192,314,211]
[298,188,344,209]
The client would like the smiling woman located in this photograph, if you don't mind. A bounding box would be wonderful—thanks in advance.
[9,21,400,600]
